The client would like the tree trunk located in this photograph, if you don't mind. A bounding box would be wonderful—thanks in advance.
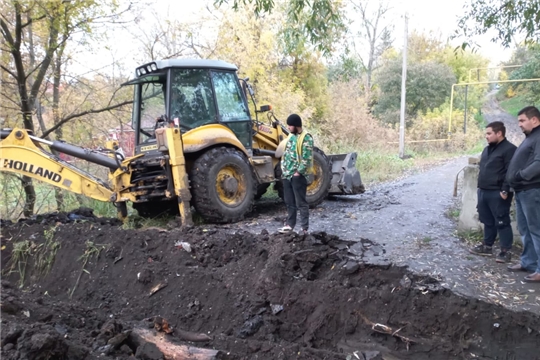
[52,42,66,211]
[130,328,221,360]
[22,176,36,218]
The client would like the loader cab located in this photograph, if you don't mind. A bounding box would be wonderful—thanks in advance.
[125,59,253,154]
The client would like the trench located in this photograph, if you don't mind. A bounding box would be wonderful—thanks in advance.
[1,218,539,360]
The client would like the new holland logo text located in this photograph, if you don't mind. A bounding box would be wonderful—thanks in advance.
[2,159,62,183]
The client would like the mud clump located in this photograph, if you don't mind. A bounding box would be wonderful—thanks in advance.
[1,215,540,359]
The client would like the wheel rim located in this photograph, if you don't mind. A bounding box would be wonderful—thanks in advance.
[307,162,324,196]
[216,165,247,206]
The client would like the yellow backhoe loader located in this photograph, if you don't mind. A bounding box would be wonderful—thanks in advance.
[0,59,364,225]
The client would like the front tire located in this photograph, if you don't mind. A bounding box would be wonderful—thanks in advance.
[190,147,256,223]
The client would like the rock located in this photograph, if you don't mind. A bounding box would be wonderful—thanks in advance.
[1,326,23,346]
[341,261,360,275]
[364,350,382,360]
[66,343,89,360]
[135,342,164,360]
[1,297,22,315]
[270,304,283,315]
[121,344,133,354]
[237,315,263,338]
[17,329,69,360]
[3,343,15,351]
[400,275,412,288]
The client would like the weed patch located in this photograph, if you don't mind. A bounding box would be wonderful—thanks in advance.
[5,240,32,288]
[70,241,107,299]
[35,226,61,277]
[458,230,484,246]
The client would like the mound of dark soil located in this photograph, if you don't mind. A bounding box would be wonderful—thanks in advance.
[1,214,540,360]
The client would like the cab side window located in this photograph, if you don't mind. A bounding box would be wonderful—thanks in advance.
[211,71,250,122]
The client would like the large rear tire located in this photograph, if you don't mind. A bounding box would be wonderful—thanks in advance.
[274,147,332,208]
[306,147,332,207]
[190,147,256,223]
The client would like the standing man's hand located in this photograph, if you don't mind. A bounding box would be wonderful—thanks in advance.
[500,191,508,200]
[293,171,300,176]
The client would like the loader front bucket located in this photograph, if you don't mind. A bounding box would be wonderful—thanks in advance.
[328,152,365,195]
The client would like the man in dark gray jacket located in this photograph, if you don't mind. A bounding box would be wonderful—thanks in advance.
[469,121,516,262]
[506,106,540,282]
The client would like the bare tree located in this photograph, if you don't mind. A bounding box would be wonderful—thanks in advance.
[351,0,393,91]
[0,0,134,217]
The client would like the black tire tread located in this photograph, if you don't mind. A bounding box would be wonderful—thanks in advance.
[190,147,256,223]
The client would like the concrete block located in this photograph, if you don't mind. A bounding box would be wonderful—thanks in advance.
[458,164,521,242]
[458,165,481,232]
[468,156,480,165]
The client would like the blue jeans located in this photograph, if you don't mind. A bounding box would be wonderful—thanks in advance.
[515,188,540,273]
[477,189,513,250]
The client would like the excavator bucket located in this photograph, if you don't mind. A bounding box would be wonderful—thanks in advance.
[328,152,365,195]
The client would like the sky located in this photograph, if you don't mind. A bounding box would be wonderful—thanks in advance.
[71,0,515,77]
[394,0,513,65]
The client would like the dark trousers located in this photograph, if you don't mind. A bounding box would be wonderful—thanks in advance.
[283,175,309,230]
[477,189,513,250]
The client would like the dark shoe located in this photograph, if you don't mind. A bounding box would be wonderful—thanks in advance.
[507,263,530,272]
[496,251,511,263]
[524,272,540,283]
[469,244,493,256]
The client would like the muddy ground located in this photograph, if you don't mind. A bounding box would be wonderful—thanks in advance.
[2,95,540,359]
[2,213,540,360]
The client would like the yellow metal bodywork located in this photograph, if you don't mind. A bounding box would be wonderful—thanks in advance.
[154,128,193,226]
[182,124,248,155]
[251,122,287,169]
[0,129,114,202]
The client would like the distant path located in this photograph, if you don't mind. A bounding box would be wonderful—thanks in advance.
[482,93,525,145]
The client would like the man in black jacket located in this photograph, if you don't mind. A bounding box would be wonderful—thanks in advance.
[506,106,540,282]
[470,121,516,262]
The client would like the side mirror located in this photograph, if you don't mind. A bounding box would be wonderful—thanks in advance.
[257,105,272,113]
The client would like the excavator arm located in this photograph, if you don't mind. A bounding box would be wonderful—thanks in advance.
[0,128,115,202]
[1,127,194,224]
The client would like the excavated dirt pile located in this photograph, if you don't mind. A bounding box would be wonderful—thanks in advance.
[1,211,540,360]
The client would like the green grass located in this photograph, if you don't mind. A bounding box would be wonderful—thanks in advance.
[446,207,460,220]
[356,151,414,184]
[458,230,483,246]
[474,111,487,127]
[499,95,527,116]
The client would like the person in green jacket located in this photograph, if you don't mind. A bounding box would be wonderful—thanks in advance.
[278,114,314,235]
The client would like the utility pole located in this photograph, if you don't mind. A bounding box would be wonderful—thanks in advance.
[463,85,468,134]
[399,12,408,159]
